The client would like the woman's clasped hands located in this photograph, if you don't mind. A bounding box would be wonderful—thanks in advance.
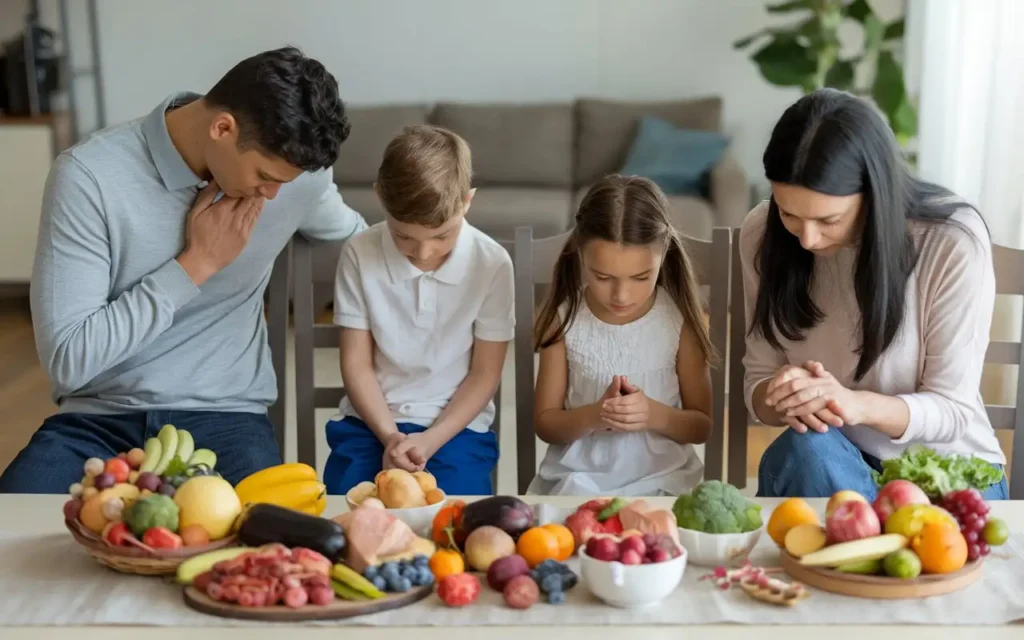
[764,361,866,433]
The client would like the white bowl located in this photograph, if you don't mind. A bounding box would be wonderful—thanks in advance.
[345,491,446,538]
[676,525,763,567]
[579,544,688,608]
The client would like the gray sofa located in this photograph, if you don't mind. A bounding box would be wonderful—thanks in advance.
[311,96,749,302]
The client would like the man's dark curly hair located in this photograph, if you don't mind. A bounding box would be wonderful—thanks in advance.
[204,46,350,172]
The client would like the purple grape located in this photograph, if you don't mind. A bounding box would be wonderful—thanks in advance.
[135,472,161,492]
[157,483,176,497]
[94,472,116,490]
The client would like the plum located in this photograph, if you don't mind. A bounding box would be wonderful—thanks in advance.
[503,575,539,609]
[135,472,162,492]
[487,554,530,591]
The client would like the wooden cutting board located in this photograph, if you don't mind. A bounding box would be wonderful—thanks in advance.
[780,550,983,599]
[183,584,432,621]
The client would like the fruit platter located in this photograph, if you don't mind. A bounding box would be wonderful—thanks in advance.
[63,424,243,575]
[768,476,1011,599]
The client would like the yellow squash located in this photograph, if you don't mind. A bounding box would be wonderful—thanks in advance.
[233,463,326,515]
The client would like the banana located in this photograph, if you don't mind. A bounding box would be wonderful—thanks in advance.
[331,563,385,599]
[187,448,217,469]
[799,534,909,567]
[139,437,162,473]
[153,424,178,475]
[331,580,371,601]
[175,429,195,466]
[234,463,317,503]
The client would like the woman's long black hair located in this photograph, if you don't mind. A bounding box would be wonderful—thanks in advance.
[753,88,982,381]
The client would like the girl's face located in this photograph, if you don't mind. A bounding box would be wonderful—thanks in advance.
[581,239,662,319]
[771,182,863,255]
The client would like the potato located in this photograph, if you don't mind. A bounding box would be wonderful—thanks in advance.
[464,525,516,572]
[347,481,377,505]
[376,470,425,508]
[785,523,828,558]
[412,471,437,493]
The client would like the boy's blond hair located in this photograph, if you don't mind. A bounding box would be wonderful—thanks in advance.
[376,124,472,228]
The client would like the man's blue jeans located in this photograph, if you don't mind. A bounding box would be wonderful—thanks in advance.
[756,427,1009,501]
[0,411,282,493]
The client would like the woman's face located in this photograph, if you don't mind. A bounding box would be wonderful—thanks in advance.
[771,182,863,255]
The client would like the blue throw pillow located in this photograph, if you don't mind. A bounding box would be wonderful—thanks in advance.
[620,116,730,196]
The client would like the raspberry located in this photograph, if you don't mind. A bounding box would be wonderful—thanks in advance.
[437,573,481,607]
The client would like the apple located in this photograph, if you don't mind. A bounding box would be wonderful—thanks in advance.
[873,480,930,525]
[826,500,881,543]
[826,490,869,518]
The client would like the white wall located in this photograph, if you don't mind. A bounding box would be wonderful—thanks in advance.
[82,0,903,190]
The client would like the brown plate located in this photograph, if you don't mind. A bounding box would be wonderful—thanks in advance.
[780,550,983,599]
[183,584,433,621]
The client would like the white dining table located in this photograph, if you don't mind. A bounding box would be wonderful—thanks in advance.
[3,494,1023,639]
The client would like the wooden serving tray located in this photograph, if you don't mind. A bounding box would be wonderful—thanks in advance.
[780,550,983,599]
[183,584,433,621]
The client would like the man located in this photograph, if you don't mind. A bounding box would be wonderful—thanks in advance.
[0,47,367,493]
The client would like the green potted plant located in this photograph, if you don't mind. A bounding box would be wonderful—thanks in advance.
[734,0,916,147]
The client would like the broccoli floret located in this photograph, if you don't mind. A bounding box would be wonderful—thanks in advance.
[672,480,763,534]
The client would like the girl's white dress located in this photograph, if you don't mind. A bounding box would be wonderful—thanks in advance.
[526,288,705,496]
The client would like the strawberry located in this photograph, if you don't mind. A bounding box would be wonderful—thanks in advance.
[437,573,481,607]
[602,514,624,536]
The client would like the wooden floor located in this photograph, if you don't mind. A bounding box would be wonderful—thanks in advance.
[0,299,1011,485]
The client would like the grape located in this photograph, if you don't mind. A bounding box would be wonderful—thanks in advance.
[968,544,981,562]
[978,542,990,556]
[965,530,979,544]
[135,472,161,492]
[93,473,116,490]
[983,518,1009,546]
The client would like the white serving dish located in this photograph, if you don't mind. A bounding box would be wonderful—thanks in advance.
[578,543,688,608]
[345,490,446,538]
[676,525,763,567]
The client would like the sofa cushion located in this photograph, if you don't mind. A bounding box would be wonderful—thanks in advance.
[334,105,432,185]
[338,186,386,226]
[575,97,723,187]
[431,103,574,188]
[573,187,714,241]
[468,188,572,242]
[620,116,730,196]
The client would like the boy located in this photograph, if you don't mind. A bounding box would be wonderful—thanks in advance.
[324,125,514,495]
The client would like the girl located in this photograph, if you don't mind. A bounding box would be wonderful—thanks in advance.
[741,88,1008,500]
[527,174,714,496]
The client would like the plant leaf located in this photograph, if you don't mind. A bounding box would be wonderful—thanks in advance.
[884,18,905,40]
[873,50,918,139]
[823,59,855,90]
[751,36,818,87]
[734,29,769,49]
[864,14,885,53]
[845,0,873,23]
[766,0,811,12]
[891,96,918,139]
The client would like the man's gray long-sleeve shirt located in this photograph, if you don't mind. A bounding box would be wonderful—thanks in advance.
[30,92,367,415]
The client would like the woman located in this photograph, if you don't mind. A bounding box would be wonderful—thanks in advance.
[740,88,1008,501]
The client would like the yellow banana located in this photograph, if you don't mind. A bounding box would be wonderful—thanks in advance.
[234,463,317,504]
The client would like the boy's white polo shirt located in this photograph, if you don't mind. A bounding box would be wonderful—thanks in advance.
[332,220,514,433]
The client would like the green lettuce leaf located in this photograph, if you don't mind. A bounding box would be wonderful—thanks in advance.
[870,444,1004,498]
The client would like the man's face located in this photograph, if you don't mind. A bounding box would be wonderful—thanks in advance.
[205,112,303,200]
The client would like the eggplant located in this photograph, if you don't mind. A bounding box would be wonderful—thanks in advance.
[460,496,535,540]
[236,503,347,561]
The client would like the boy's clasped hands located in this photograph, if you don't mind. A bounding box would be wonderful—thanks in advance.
[383,432,428,472]
[598,374,650,431]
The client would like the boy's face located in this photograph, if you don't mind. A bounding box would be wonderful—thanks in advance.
[386,212,466,272]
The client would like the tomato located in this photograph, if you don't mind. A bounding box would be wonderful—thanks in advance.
[432,499,467,548]
[142,526,183,550]
[103,522,132,546]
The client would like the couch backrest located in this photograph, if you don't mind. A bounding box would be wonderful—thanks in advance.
[573,96,723,187]
[431,102,574,188]
[333,105,432,185]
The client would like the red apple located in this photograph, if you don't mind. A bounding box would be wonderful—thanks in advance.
[826,490,869,518]
[826,500,881,543]
[585,536,620,562]
[873,480,930,525]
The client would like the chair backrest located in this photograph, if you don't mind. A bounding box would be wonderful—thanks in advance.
[727,230,1024,498]
[266,241,292,458]
[512,226,732,494]
[986,243,1024,498]
[291,234,502,491]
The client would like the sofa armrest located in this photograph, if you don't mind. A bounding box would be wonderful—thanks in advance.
[709,152,750,229]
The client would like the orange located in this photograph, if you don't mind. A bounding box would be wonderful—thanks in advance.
[767,498,821,547]
[516,527,560,568]
[542,523,575,561]
[428,548,465,581]
[911,522,968,574]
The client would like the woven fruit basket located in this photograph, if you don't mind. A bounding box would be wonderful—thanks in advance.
[65,517,239,576]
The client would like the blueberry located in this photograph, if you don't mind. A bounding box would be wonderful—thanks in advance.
[413,554,430,568]
[363,565,379,580]
[561,572,578,591]
[541,574,563,595]
[381,563,400,581]
[401,565,419,581]
[386,575,404,592]
[540,559,560,570]
[547,590,566,605]
[418,567,434,585]
[394,577,412,593]
[371,575,388,592]
[531,569,542,582]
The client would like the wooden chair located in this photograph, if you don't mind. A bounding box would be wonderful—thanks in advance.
[291,233,502,492]
[266,240,291,458]
[726,231,1024,498]
[512,226,732,495]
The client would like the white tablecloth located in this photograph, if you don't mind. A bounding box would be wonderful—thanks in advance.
[1,503,1022,627]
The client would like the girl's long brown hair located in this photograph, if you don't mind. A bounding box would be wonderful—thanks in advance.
[533,174,714,364]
